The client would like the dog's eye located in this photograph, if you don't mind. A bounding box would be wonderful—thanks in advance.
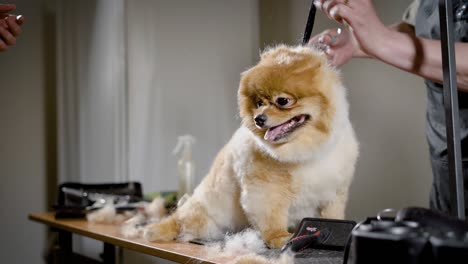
[256,100,264,108]
[276,97,291,107]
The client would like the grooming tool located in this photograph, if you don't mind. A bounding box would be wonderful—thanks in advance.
[282,218,356,253]
[302,0,317,45]
[281,227,331,252]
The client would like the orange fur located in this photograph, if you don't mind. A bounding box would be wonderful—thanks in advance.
[238,46,339,152]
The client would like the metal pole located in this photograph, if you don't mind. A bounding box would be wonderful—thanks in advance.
[302,0,317,45]
[439,0,465,219]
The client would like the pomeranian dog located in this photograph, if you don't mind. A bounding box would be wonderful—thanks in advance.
[144,45,358,248]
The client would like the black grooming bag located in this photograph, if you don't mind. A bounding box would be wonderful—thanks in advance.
[53,182,144,218]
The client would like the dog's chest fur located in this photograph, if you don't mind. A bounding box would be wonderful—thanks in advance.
[287,160,342,225]
[229,126,349,228]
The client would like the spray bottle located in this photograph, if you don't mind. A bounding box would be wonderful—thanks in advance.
[173,135,196,201]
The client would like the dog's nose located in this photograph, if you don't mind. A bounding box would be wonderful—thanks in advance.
[254,114,267,127]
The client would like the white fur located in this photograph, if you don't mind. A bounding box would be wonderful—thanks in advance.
[203,229,293,264]
[171,80,358,238]
[86,204,132,224]
[86,204,117,224]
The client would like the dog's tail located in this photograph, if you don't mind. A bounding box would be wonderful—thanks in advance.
[143,214,180,242]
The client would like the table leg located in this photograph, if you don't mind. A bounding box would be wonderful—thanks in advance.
[57,230,72,263]
[102,242,116,264]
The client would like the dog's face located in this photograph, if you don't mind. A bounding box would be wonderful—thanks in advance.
[238,46,341,161]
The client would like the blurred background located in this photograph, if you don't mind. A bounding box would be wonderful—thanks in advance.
[0,0,431,263]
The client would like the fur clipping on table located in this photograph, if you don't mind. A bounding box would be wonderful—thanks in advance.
[120,213,146,238]
[87,199,293,262]
[205,229,268,257]
[202,229,294,264]
[145,197,167,220]
[120,197,168,238]
[85,197,168,238]
[86,204,131,224]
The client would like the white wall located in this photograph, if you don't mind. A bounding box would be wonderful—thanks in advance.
[260,0,432,220]
[126,0,259,195]
[0,0,49,263]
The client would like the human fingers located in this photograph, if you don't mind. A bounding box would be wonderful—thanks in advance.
[328,3,356,26]
[5,15,22,36]
[322,0,353,14]
[1,14,24,23]
[16,15,24,25]
[312,41,335,65]
[0,38,7,52]
[313,0,353,10]
[323,28,344,46]
[308,29,345,56]
[308,32,323,45]
[324,45,354,67]
[0,25,16,45]
[308,31,331,47]
[309,28,343,48]
[0,4,15,14]
[308,31,330,53]
[329,28,353,50]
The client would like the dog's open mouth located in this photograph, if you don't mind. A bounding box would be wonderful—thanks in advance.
[264,114,310,142]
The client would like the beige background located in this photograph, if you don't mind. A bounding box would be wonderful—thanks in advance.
[0,0,432,263]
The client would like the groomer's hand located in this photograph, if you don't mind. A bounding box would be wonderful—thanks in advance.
[0,4,25,52]
[310,0,390,65]
[309,28,359,66]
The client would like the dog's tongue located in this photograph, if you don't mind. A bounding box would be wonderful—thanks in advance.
[264,124,288,142]
[263,119,295,141]
[264,116,304,142]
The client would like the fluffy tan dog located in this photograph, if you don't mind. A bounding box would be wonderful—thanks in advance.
[144,45,359,248]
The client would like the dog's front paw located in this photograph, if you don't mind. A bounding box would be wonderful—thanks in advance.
[143,216,179,242]
[143,226,157,241]
[265,232,293,249]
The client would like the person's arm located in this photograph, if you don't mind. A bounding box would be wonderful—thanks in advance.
[311,0,468,91]
[0,4,25,52]
[371,24,468,91]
